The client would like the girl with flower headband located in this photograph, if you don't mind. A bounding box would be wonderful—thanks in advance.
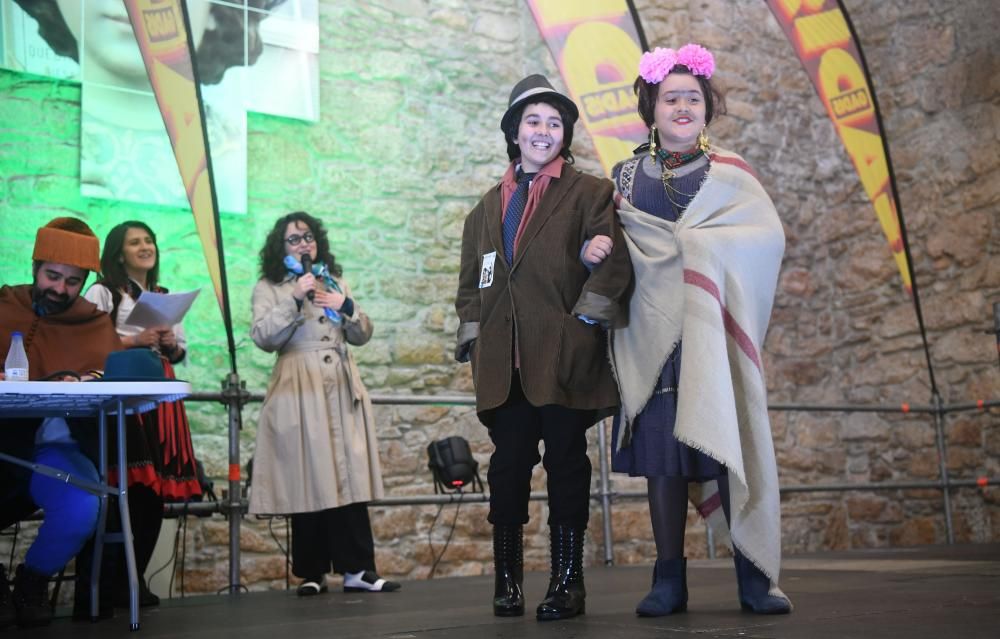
[586,44,792,616]
[81,221,203,615]
[249,211,400,595]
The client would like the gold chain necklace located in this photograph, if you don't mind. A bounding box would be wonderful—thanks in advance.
[658,160,700,220]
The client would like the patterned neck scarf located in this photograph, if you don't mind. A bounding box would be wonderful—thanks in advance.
[283,255,343,324]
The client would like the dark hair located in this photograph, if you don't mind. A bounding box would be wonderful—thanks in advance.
[14,0,287,85]
[634,65,726,130]
[94,222,161,323]
[89,220,166,324]
[98,221,161,291]
[502,97,576,164]
[259,212,342,284]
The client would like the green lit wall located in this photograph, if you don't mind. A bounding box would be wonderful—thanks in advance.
[0,2,563,472]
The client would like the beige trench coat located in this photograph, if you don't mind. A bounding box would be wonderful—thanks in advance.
[248,275,384,515]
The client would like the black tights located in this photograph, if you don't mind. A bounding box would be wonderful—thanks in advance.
[647,474,731,559]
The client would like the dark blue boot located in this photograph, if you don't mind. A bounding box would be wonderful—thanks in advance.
[636,557,687,616]
[734,551,791,614]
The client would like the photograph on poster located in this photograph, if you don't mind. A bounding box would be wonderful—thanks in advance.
[0,0,320,214]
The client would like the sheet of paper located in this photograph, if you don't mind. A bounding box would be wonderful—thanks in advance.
[123,290,200,328]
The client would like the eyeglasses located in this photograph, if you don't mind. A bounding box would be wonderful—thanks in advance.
[284,233,315,246]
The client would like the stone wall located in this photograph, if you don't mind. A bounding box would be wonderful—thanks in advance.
[0,0,997,596]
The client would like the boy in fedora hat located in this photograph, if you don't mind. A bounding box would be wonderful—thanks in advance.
[0,217,123,628]
[455,75,631,620]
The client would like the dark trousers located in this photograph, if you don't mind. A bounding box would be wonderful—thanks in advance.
[486,375,594,528]
[291,502,375,578]
[74,484,164,602]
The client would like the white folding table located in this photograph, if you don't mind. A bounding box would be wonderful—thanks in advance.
[0,380,190,630]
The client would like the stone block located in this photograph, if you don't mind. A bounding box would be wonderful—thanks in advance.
[908,451,942,479]
[948,419,983,447]
[823,505,850,550]
[889,516,941,546]
[840,412,891,442]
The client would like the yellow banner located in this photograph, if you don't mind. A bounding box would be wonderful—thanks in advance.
[765,0,912,293]
[123,0,224,307]
[526,0,648,176]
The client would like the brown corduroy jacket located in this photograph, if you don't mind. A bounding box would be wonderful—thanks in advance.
[455,163,632,425]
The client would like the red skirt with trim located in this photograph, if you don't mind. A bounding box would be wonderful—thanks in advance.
[107,357,203,501]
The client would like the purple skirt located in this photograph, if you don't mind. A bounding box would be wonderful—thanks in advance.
[611,343,725,480]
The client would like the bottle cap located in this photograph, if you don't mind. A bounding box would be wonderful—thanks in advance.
[11,331,22,337]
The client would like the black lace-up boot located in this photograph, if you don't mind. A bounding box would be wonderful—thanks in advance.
[535,525,586,621]
[492,524,524,616]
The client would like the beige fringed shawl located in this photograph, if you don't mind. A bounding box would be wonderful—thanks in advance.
[610,148,787,591]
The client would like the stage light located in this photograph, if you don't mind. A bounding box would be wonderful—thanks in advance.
[427,436,483,494]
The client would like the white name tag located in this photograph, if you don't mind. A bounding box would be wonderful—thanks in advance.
[479,251,496,289]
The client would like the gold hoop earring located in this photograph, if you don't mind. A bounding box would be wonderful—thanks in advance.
[697,127,710,153]
[649,125,657,158]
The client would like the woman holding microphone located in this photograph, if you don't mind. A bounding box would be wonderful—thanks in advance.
[249,211,398,595]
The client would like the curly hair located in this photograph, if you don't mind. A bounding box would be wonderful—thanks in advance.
[259,212,342,284]
[634,65,726,130]
[502,96,576,164]
[14,0,288,85]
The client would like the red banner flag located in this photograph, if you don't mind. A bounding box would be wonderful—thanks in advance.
[525,0,648,176]
[124,0,237,370]
[764,0,913,293]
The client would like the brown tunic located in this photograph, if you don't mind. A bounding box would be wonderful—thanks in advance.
[0,284,123,379]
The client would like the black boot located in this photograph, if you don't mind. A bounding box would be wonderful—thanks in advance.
[636,557,687,616]
[734,550,791,614]
[11,564,53,628]
[0,564,15,629]
[535,525,586,621]
[492,524,524,616]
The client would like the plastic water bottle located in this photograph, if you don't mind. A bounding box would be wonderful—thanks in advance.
[4,331,29,381]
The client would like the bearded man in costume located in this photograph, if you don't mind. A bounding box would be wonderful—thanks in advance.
[0,217,123,628]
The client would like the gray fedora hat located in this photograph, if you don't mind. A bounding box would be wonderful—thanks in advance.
[500,74,579,134]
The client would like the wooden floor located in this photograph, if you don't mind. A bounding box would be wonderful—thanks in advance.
[17,543,1000,638]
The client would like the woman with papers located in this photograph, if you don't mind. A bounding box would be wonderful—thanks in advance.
[81,221,203,613]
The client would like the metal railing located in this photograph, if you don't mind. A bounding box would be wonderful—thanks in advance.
[168,381,997,586]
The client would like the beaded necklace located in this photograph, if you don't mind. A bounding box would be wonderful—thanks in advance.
[655,147,705,220]
[655,147,704,179]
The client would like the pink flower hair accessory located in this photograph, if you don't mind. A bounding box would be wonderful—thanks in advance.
[638,43,715,84]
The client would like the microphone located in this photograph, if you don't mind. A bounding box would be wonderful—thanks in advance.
[301,254,315,301]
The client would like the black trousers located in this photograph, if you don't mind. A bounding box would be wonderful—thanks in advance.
[486,374,595,528]
[74,484,163,602]
[291,502,375,578]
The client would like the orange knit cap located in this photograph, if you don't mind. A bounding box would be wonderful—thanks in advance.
[32,217,102,273]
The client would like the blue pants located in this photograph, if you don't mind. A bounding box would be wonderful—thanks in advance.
[24,444,100,576]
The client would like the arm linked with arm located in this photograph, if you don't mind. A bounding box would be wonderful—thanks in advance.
[572,180,632,329]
